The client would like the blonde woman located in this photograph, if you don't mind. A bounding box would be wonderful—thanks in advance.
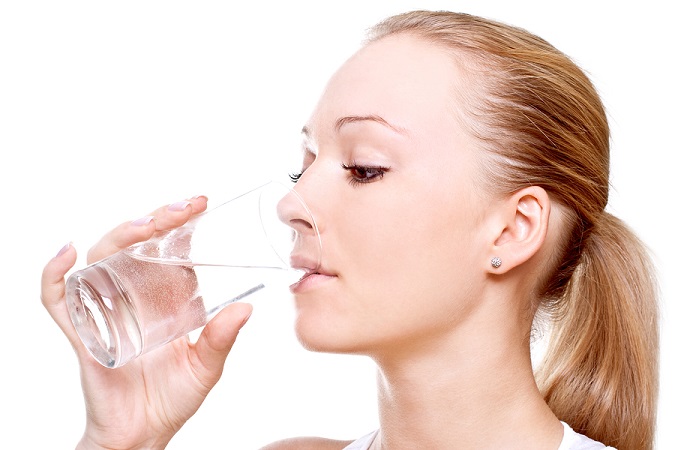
[41,10,658,450]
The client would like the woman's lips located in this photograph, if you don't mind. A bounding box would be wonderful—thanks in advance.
[289,270,336,294]
[288,253,335,293]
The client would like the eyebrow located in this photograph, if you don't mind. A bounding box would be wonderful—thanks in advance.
[300,114,407,137]
[335,114,406,135]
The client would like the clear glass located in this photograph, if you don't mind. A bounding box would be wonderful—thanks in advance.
[65,181,321,368]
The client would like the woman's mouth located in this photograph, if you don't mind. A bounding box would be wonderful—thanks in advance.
[289,268,336,294]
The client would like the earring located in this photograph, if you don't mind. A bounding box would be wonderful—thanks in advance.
[490,256,502,269]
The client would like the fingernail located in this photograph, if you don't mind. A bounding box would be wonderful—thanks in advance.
[56,242,71,258]
[191,194,207,200]
[131,216,154,226]
[168,201,191,211]
[243,309,253,326]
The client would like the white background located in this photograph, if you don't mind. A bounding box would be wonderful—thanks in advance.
[0,1,672,448]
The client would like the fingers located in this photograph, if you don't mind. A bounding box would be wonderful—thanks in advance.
[87,195,208,264]
[41,243,83,349]
[148,195,208,232]
[189,302,253,389]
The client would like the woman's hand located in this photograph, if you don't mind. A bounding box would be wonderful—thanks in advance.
[41,197,253,450]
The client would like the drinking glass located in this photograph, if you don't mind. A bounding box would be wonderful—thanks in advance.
[65,181,321,368]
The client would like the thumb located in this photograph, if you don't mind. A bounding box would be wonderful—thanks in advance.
[41,243,84,349]
[189,302,253,388]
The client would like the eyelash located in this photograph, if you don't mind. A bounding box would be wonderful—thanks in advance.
[289,163,391,185]
[341,162,390,185]
[289,171,303,183]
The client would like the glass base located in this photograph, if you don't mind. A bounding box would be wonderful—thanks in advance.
[66,263,142,368]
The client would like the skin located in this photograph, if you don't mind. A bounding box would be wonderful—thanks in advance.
[42,34,565,449]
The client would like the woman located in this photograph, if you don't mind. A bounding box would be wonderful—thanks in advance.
[41,10,659,450]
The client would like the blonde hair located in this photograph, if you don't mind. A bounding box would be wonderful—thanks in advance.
[367,11,659,449]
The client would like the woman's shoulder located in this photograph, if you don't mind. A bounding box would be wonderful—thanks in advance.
[259,436,353,450]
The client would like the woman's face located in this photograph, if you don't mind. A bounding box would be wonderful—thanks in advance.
[288,34,492,355]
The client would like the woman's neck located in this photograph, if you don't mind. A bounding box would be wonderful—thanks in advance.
[370,313,562,450]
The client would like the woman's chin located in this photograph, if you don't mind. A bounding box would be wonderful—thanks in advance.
[293,320,363,355]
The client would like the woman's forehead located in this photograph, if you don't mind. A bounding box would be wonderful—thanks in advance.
[308,34,465,136]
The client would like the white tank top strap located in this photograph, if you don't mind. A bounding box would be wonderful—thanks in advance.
[558,421,616,450]
[342,430,378,450]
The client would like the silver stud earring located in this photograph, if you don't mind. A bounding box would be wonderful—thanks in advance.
[490,257,502,269]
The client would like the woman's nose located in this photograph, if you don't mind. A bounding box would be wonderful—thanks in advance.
[276,186,322,268]
[277,189,315,235]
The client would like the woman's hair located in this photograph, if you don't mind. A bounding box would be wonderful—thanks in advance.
[367,11,659,450]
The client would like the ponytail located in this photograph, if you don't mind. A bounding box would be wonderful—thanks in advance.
[536,212,659,449]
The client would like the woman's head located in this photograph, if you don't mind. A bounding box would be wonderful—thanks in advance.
[289,10,606,350]
[286,10,658,449]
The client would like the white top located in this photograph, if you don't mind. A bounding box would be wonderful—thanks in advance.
[342,422,616,449]
[342,430,377,450]
[558,421,616,450]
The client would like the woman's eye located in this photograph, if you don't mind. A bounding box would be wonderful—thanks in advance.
[341,163,390,185]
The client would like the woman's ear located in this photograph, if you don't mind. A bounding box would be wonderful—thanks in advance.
[488,186,550,273]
